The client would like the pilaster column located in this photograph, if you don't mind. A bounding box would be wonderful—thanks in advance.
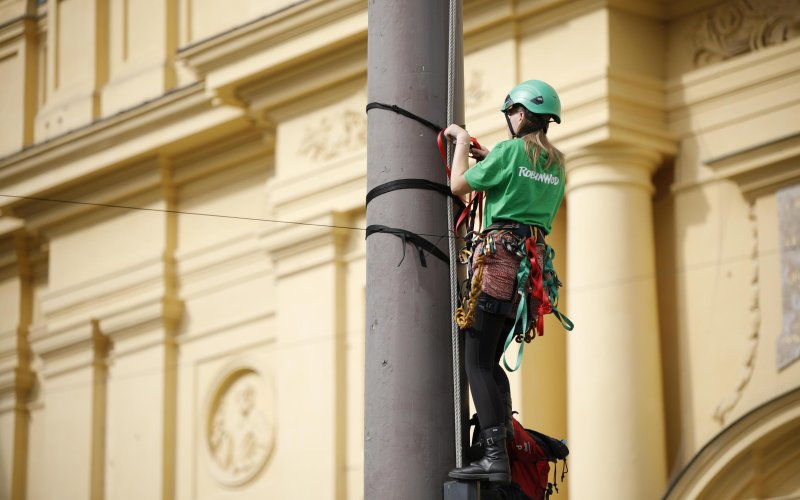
[0,221,34,500]
[565,145,667,500]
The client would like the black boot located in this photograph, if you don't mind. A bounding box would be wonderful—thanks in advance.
[448,425,510,483]
[501,392,515,442]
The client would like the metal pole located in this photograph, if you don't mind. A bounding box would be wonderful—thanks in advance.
[365,1,464,498]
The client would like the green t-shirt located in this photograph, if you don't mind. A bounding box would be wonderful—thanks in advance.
[463,138,565,233]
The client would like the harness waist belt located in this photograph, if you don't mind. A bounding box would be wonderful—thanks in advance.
[486,220,545,243]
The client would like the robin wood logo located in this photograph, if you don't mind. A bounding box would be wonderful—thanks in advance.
[517,166,559,185]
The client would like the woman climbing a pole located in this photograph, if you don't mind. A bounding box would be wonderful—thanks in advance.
[444,80,566,484]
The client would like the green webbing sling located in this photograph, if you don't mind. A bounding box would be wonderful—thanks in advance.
[542,245,574,332]
[502,257,531,372]
[502,244,574,372]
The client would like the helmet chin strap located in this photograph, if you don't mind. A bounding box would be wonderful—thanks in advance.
[504,111,517,138]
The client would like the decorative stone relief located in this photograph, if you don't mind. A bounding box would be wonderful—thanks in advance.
[206,366,274,486]
[692,0,800,68]
[713,201,760,425]
[466,71,489,109]
[777,183,800,370]
[298,108,367,162]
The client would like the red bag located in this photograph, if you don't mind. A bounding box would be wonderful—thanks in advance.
[507,417,569,500]
[466,414,569,500]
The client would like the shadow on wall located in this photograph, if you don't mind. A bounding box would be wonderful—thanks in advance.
[652,156,710,482]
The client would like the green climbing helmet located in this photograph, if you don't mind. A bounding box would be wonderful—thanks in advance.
[501,80,562,124]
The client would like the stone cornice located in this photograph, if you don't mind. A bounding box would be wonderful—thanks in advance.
[178,0,366,105]
[462,0,604,44]
[0,216,24,237]
[30,295,176,372]
[667,38,800,194]
[177,231,272,299]
[552,67,677,158]
[180,0,362,57]
[27,252,179,367]
[463,0,513,42]
[4,130,272,231]
[0,13,34,46]
[0,327,19,359]
[0,217,24,280]
[0,367,34,405]
[0,84,250,211]
[606,0,721,20]
[516,0,604,33]
[267,155,365,216]
[179,0,344,68]
[667,38,800,127]
[238,41,366,117]
[476,0,721,30]
[705,132,800,199]
[1,83,197,167]
[40,256,164,320]
[8,157,164,231]
[28,318,94,371]
[0,326,32,403]
[259,211,351,278]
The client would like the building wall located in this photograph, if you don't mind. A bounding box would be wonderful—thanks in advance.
[0,0,799,499]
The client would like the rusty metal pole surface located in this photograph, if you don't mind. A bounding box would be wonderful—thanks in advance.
[365,0,463,498]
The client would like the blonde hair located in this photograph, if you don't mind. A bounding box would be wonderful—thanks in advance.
[512,105,564,169]
[522,128,564,170]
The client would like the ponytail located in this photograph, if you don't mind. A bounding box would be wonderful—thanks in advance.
[522,128,564,170]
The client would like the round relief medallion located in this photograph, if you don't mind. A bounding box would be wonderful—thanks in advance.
[205,366,274,486]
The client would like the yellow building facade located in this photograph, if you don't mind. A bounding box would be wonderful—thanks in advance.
[1,0,799,499]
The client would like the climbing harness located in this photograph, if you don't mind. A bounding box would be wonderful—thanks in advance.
[453,221,574,373]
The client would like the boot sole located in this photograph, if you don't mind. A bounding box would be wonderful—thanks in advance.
[448,471,510,484]
[488,472,511,483]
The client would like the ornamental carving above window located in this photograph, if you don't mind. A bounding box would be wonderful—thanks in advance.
[692,0,800,68]
[299,109,367,162]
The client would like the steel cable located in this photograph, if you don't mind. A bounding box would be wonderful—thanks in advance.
[446,0,465,469]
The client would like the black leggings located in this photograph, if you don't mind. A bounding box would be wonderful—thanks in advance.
[464,298,513,429]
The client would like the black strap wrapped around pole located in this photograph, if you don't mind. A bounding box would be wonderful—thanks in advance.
[366,102,443,133]
[366,224,449,267]
[366,178,465,213]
